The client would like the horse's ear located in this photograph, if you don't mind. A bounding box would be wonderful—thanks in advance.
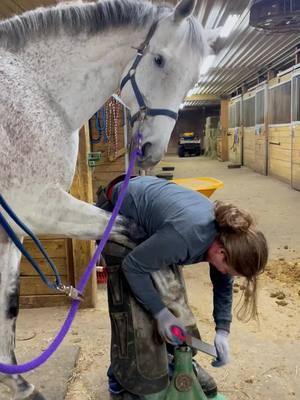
[173,0,196,23]
[205,27,222,47]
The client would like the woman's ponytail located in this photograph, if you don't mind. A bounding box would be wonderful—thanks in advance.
[214,201,268,322]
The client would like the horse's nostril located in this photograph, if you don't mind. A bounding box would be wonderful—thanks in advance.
[141,142,152,157]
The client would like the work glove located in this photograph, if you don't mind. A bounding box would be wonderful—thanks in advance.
[154,307,187,345]
[211,329,230,368]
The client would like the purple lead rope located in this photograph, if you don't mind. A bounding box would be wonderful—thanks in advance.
[0,133,142,375]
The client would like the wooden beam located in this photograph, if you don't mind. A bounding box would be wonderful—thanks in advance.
[70,123,97,308]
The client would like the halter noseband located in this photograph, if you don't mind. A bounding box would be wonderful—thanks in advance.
[120,21,178,126]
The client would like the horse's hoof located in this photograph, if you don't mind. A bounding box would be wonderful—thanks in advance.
[26,389,47,400]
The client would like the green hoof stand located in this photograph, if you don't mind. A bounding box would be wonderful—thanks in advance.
[144,347,227,400]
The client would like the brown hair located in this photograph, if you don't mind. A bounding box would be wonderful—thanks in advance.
[214,201,268,322]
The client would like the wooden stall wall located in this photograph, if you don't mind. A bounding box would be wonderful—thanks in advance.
[268,126,291,183]
[243,91,256,170]
[70,123,97,308]
[291,73,300,191]
[268,79,292,184]
[292,125,300,190]
[20,124,96,308]
[223,68,300,190]
[228,97,242,164]
[90,97,128,201]
[20,237,73,308]
[20,100,127,308]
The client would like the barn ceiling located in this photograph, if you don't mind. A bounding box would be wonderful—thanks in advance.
[1,1,300,97]
[193,0,300,97]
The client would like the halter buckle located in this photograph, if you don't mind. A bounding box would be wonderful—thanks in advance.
[139,106,148,122]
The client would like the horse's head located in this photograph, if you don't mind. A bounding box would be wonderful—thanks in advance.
[120,0,219,169]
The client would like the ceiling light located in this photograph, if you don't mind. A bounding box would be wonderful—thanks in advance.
[220,14,239,38]
[199,55,216,75]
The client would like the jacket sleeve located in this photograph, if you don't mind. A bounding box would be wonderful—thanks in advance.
[209,264,233,332]
[122,226,188,316]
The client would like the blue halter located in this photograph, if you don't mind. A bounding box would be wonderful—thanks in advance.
[120,21,178,126]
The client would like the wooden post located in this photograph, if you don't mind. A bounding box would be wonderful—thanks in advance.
[219,99,229,161]
[70,123,97,308]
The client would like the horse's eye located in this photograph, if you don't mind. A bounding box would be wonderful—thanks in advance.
[154,54,165,68]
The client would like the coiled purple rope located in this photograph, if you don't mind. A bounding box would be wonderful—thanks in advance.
[0,133,142,374]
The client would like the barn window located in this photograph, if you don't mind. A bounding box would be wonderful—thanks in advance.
[268,82,291,124]
[229,100,241,127]
[229,103,236,127]
[256,90,265,124]
[292,75,300,122]
[243,96,255,127]
[236,101,241,126]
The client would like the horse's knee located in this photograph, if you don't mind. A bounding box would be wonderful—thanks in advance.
[6,289,20,319]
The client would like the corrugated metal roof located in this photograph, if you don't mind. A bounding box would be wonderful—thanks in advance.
[183,99,220,108]
[1,1,300,96]
[194,0,300,96]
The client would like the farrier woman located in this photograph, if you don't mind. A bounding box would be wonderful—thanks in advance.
[97,175,268,398]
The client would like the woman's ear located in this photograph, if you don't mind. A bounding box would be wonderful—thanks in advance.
[216,245,227,261]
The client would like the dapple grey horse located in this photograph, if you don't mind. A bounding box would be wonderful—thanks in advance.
[0,0,219,398]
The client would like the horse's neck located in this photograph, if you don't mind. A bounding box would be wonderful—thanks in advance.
[18,27,145,130]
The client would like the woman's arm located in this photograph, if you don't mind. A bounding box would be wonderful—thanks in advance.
[122,227,188,316]
[209,264,233,332]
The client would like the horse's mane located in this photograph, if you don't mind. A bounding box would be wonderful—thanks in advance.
[0,0,207,54]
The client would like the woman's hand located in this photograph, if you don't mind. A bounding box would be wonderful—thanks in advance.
[212,329,230,367]
[154,307,187,345]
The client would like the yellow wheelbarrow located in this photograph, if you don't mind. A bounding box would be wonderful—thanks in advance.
[172,177,224,198]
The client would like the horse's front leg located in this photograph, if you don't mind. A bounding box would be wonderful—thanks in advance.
[28,187,131,245]
[0,233,45,400]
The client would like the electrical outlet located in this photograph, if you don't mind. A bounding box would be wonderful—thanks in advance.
[88,160,96,167]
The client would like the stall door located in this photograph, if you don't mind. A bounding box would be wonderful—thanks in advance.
[268,126,292,184]
[292,125,300,190]
[268,81,292,183]
[243,128,255,170]
[291,75,300,190]
[242,94,255,169]
[254,89,267,175]
[228,99,242,164]
[254,126,267,175]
